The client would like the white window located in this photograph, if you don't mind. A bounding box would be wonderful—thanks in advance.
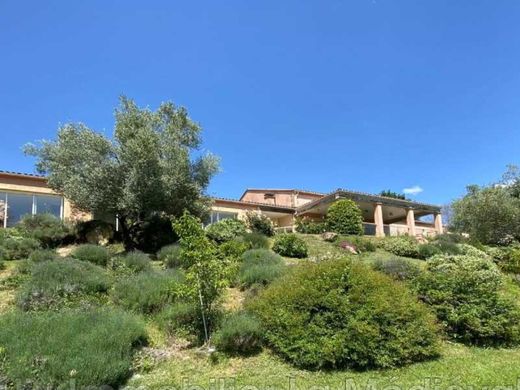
[205,211,238,226]
[2,192,63,228]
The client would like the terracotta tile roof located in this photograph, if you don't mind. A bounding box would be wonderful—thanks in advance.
[212,196,296,211]
[239,188,325,200]
[0,170,46,179]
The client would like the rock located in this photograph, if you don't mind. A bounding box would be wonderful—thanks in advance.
[321,232,338,242]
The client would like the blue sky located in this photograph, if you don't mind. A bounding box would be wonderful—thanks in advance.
[1,1,519,205]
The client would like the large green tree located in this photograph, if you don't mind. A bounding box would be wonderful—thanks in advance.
[451,166,520,245]
[25,97,219,249]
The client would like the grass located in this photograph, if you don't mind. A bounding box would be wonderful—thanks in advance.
[129,342,520,389]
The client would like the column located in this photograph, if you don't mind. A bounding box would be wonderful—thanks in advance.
[374,202,385,237]
[406,207,416,236]
[434,212,443,234]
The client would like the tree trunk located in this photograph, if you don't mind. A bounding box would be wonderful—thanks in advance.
[117,215,134,251]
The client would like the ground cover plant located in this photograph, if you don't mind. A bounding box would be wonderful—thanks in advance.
[213,311,263,355]
[239,249,286,288]
[0,308,146,387]
[71,244,110,266]
[249,259,440,369]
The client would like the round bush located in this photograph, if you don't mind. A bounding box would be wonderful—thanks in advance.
[246,212,275,237]
[239,249,286,288]
[414,254,520,345]
[157,244,182,268]
[372,257,422,281]
[17,258,112,311]
[249,259,440,369]
[0,237,41,260]
[237,233,270,249]
[206,219,247,243]
[121,251,152,273]
[111,270,184,314]
[28,249,58,263]
[213,312,263,355]
[379,236,421,258]
[18,214,71,248]
[272,234,308,258]
[71,244,110,266]
[325,199,363,235]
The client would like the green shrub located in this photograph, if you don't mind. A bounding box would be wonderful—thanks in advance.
[457,243,490,258]
[157,302,222,342]
[272,234,308,258]
[249,259,440,369]
[18,213,71,248]
[246,212,275,236]
[238,232,270,249]
[418,243,442,259]
[0,237,41,260]
[0,246,4,260]
[28,248,58,263]
[157,244,182,268]
[213,312,263,355]
[239,249,286,288]
[219,239,250,259]
[206,218,247,243]
[325,199,363,235]
[372,257,422,281]
[338,235,377,253]
[119,251,152,273]
[295,217,327,234]
[379,236,421,258]
[495,248,520,274]
[17,258,111,311]
[71,244,110,266]
[415,254,520,345]
[0,260,4,271]
[74,219,114,245]
[111,270,184,313]
[130,214,178,253]
[0,308,145,387]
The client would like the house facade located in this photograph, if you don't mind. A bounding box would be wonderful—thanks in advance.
[0,170,443,237]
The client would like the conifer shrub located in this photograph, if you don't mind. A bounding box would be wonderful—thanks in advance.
[18,213,71,248]
[0,236,41,260]
[325,199,363,235]
[249,259,440,369]
[239,249,286,288]
[238,232,270,249]
[213,312,263,355]
[28,248,59,263]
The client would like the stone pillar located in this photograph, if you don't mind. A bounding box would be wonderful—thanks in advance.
[434,212,443,234]
[374,202,385,237]
[406,208,416,236]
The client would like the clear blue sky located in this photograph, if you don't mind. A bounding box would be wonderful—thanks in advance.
[1,1,519,206]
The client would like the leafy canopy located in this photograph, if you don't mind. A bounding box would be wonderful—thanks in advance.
[25,97,219,247]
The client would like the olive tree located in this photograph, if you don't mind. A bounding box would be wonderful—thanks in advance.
[25,97,219,249]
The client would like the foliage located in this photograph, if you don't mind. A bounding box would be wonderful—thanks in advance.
[379,190,408,200]
[28,248,59,263]
[0,236,41,260]
[372,257,422,281]
[71,244,110,266]
[17,259,111,311]
[272,234,308,258]
[414,254,520,345]
[457,243,489,258]
[119,251,152,273]
[157,302,222,343]
[428,234,463,255]
[157,244,182,269]
[128,214,178,253]
[325,199,363,235]
[111,270,184,314]
[0,260,4,270]
[295,217,327,234]
[0,309,146,387]
[245,211,275,237]
[25,96,219,250]
[238,232,270,249]
[219,239,250,259]
[487,247,520,274]
[249,259,440,369]
[379,236,421,258]
[17,213,71,248]
[173,212,228,339]
[418,243,442,259]
[74,219,115,245]
[213,312,263,355]
[239,249,286,288]
[337,235,376,253]
[450,184,520,245]
[206,218,247,243]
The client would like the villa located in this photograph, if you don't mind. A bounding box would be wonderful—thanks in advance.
[0,170,443,237]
